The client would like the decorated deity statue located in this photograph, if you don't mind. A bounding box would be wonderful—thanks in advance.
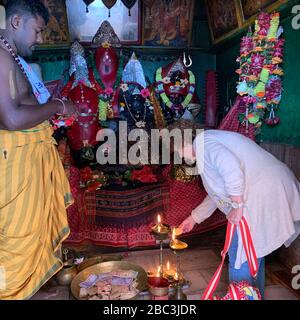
[61,41,102,166]
[91,20,123,123]
[155,57,201,124]
[119,53,154,133]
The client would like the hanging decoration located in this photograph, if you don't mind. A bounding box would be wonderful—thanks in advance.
[102,0,117,18]
[236,12,285,132]
[121,0,137,16]
[83,0,95,13]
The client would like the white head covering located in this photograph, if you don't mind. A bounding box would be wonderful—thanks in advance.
[122,52,147,89]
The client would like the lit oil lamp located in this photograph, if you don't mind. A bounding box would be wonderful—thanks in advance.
[170,227,188,251]
[151,214,171,278]
[169,227,188,284]
[148,274,170,300]
[164,260,176,282]
[151,214,170,240]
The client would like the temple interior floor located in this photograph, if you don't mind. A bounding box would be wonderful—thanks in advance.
[31,227,300,300]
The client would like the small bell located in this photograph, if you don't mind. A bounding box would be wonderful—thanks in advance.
[121,0,136,17]
[83,0,95,13]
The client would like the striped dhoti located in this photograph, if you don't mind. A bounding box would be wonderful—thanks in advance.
[0,121,73,300]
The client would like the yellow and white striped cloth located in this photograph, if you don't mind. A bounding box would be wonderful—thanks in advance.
[0,121,73,299]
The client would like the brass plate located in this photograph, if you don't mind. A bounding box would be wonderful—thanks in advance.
[76,255,123,273]
[71,261,148,300]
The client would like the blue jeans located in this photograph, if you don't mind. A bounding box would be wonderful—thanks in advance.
[228,230,265,299]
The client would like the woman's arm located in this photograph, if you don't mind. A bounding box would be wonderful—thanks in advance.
[191,195,218,224]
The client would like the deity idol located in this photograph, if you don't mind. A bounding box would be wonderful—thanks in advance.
[61,41,102,166]
[155,57,201,124]
[119,53,154,133]
[91,20,123,123]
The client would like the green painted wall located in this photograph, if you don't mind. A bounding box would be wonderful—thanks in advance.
[216,3,300,146]
[259,15,300,146]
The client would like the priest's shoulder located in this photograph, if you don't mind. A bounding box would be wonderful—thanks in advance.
[0,47,16,73]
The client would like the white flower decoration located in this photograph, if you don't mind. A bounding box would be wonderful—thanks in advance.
[120,83,129,92]
[162,77,171,84]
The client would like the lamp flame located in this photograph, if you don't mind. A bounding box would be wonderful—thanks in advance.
[157,214,161,225]
[167,261,170,271]
[172,227,176,241]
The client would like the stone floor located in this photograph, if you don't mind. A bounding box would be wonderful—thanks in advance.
[31,239,300,300]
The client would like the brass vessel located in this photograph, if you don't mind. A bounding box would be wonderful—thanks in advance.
[56,259,78,286]
[148,277,170,297]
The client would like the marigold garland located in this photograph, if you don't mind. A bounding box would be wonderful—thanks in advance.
[236,12,285,131]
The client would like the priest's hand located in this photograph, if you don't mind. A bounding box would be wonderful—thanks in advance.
[179,215,197,234]
[62,100,77,117]
[227,207,244,225]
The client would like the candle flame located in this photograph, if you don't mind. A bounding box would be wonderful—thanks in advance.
[167,261,170,271]
[172,227,176,241]
[156,265,162,277]
[157,214,161,225]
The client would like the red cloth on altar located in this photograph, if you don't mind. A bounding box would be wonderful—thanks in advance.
[63,97,253,248]
[64,164,226,248]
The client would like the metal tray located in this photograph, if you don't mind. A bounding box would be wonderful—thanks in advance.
[71,260,148,300]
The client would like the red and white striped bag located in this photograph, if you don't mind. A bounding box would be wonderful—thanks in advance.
[201,217,262,300]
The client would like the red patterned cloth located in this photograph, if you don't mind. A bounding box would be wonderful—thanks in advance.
[64,165,225,248]
[161,167,226,237]
[219,97,255,140]
[84,183,169,220]
[63,97,252,248]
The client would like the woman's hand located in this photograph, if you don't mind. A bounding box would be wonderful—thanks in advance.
[227,207,244,225]
[179,215,197,234]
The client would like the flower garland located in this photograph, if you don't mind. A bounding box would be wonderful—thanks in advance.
[79,167,108,192]
[155,67,196,111]
[50,97,77,129]
[51,113,77,130]
[236,12,285,130]
[131,166,158,184]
